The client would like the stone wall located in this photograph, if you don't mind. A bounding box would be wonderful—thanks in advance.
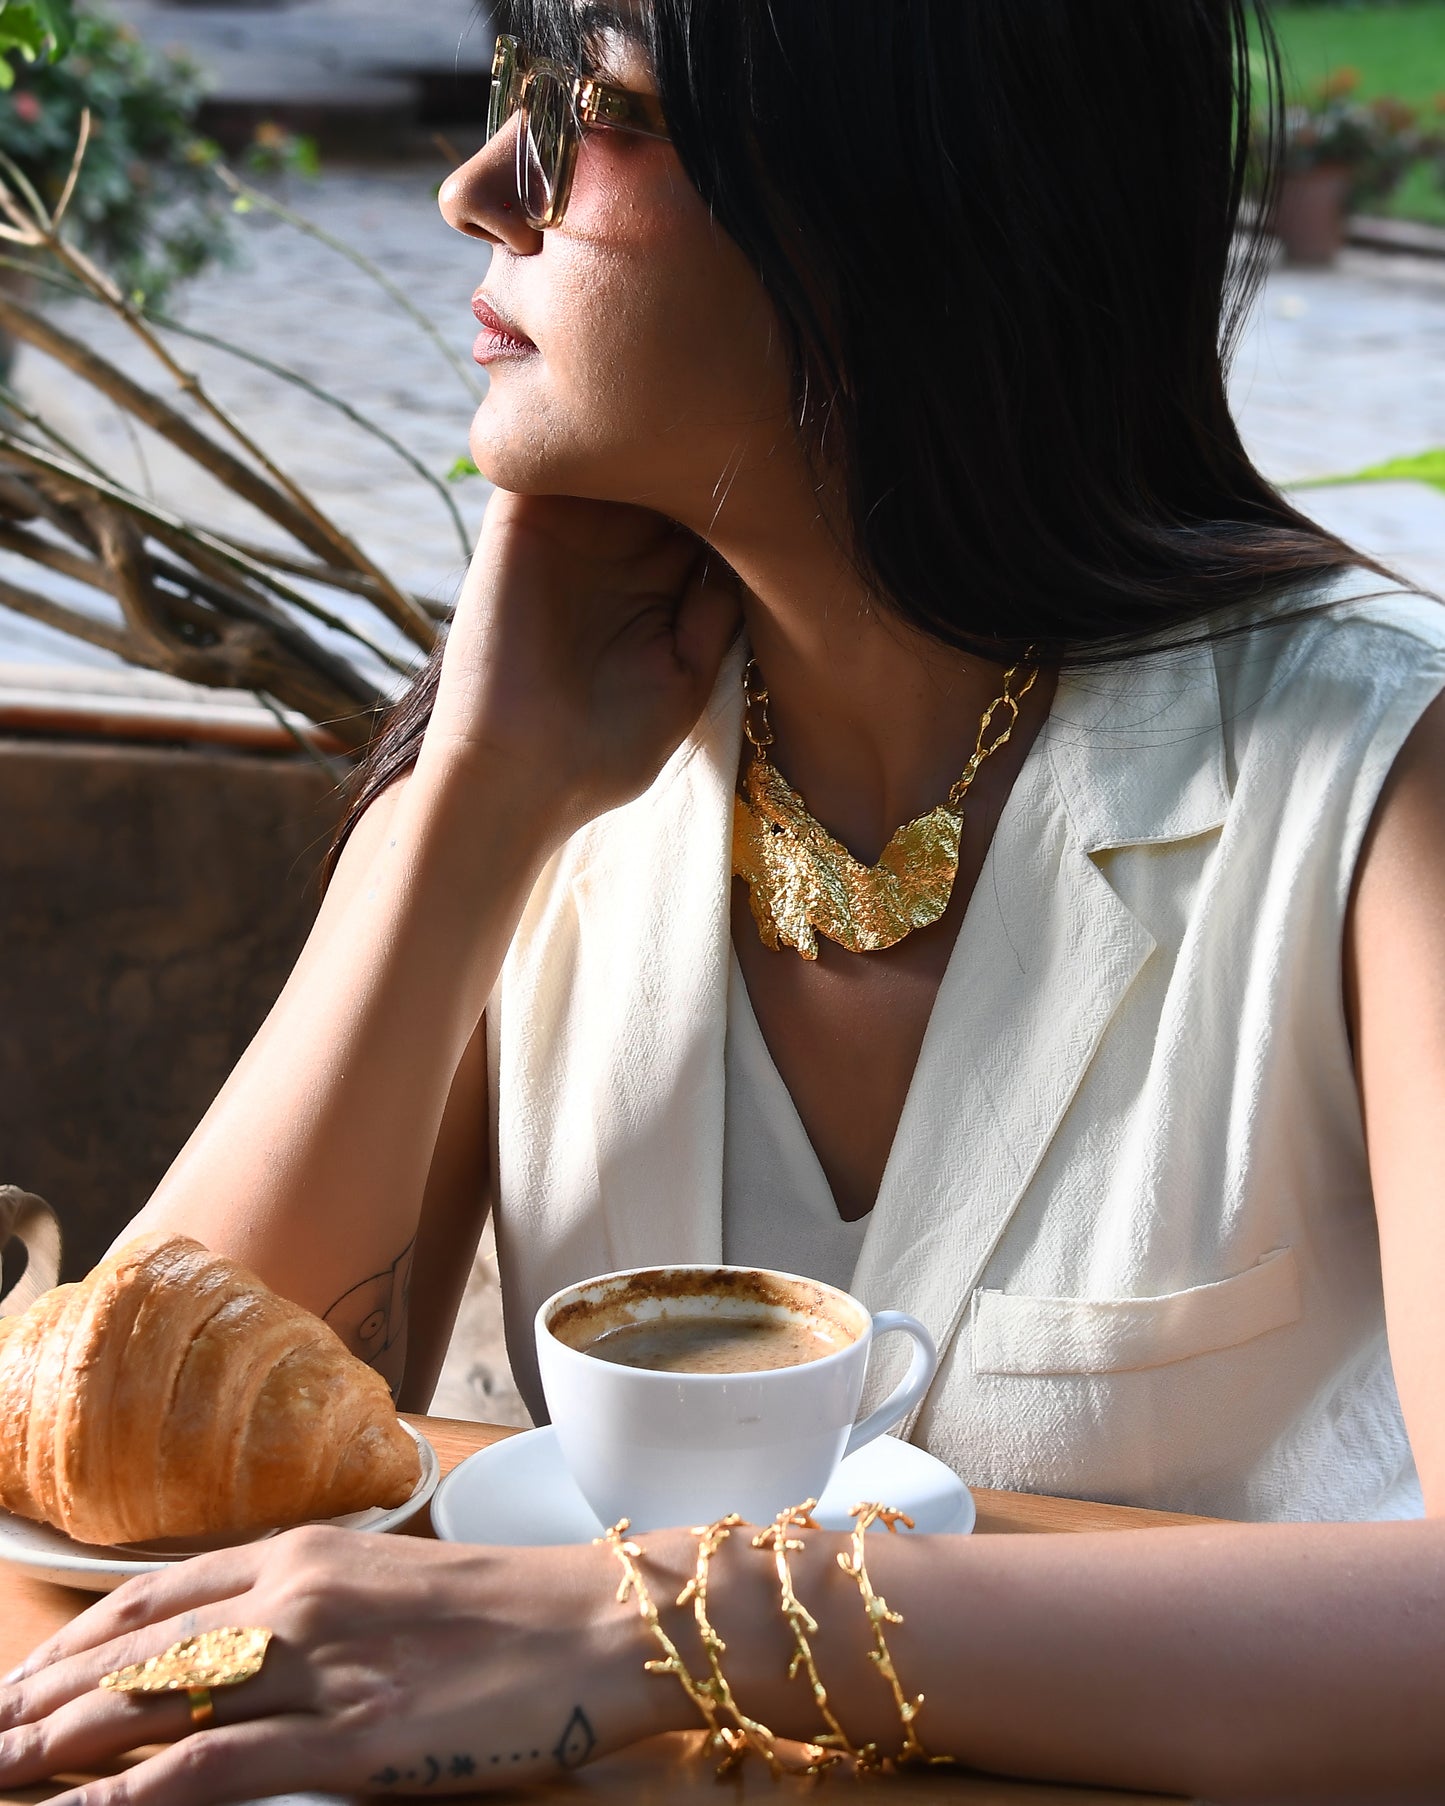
[0,737,342,1279]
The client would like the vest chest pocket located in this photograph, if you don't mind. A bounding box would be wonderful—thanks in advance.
[970,1246,1301,1376]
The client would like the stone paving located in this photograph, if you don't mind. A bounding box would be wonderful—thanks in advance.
[1233,248,1445,596]
[5,172,1445,1424]
[104,0,491,110]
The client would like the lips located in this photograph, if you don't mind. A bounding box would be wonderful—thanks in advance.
[471,292,536,351]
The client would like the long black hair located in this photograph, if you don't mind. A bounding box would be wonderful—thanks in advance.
[332,0,1395,863]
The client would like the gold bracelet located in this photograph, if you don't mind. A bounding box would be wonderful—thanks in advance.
[837,1502,957,1769]
[595,1519,748,1773]
[751,1501,863,1773]
[679,1514,800,1778]
[601,1502,959,1779]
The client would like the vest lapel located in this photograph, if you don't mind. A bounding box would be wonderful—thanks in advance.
[850,646,1229,1423]
[577,650,744,1274]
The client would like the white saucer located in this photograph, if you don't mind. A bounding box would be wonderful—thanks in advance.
[0,1422,439,1594]
[431,1427,975,1546]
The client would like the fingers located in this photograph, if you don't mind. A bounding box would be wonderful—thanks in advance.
[39,1714,328,1806]
[4,1608,297,1730]
[6,1546,271,1687]
[0,1671,299,1793]
[0,1625,312,1794]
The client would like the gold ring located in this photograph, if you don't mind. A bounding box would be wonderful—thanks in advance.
[100,1626,273,1723]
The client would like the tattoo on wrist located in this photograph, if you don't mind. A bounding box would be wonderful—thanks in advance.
[554,1705,597,1767]
[366,1708,597,1789]
[368,1754,480,1787]
[323,1237,415,1395]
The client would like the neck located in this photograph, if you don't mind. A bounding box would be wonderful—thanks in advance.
[693,496,1050,865]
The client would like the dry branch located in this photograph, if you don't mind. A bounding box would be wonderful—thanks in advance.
[0,290,352,567]
[0,113,459,757]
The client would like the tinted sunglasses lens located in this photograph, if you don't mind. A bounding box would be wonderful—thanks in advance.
[487,37,521,141]
[518,69,574,226]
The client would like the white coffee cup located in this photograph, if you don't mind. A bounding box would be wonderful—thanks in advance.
[535,1264,937,1532]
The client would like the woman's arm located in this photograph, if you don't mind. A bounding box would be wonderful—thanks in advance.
[1345,688,1445,1512]
[113,493,739,1390]
[116,762,545,1394]
[673,1511,1445,1801]
[395,1011,492,1411]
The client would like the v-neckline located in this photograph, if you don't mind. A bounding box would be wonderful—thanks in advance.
[725,668,1062,1234]
[725,946,867,1227]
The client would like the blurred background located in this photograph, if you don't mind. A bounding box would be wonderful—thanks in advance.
[0,0,1441,1428]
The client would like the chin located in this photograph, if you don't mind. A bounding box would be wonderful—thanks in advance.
[467,405,650,505]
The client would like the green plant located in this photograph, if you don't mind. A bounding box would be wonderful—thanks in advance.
[0,0,74,81]
[1,6,232,306]
[1296,447,1445,495]
[1279,69,1441,206]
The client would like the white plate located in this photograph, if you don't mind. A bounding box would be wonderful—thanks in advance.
[0,1421,438,1594]
[431,1426,975,1546]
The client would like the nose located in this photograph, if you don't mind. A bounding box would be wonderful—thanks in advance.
[438,119,542,253]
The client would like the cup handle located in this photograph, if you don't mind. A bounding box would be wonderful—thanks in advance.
[842,1309,938,1458]
[0,1187,62,1319]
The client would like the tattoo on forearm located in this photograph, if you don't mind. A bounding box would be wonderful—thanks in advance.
[323,1237,415,1395]
[366,1708,597,1789]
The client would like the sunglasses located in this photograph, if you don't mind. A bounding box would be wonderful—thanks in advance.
[486,32,671,230]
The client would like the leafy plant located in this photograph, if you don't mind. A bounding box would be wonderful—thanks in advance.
[0,0,75,83]
[1,6,232,306]
[1278,69,1441,206]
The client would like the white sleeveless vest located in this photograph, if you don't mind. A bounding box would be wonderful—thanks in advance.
[486,574,1445,1522]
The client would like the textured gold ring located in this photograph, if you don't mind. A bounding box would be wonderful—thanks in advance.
[99,1627,273,1727]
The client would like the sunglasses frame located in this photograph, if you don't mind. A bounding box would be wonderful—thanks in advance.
[488,32,671,229]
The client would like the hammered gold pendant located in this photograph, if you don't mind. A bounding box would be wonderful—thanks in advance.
[732,758,963,960]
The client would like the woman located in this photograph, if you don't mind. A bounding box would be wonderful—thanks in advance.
[3,0,1443,1797]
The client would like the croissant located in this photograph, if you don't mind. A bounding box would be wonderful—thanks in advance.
[0,1232,420,1546]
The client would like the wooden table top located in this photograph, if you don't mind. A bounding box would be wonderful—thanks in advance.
[2,1416,1210,1805]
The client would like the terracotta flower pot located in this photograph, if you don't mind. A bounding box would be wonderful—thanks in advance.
[1274,164,1353,267]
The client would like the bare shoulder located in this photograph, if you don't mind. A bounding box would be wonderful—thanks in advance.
[1353,681,1445,878]
[1346,687,1445,1514]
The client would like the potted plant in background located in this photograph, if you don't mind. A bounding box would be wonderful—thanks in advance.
[1271,69,1436,266]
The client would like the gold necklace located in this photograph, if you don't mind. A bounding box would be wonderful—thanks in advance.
[731,655,1038,960]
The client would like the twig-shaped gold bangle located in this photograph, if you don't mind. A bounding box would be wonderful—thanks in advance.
[751,1501,860,1772]
[678,1514,798,1777]
[594,1519,748,1775]
[837,1503,957,1769]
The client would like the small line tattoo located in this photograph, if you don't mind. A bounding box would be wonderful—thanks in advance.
[323,1237,415,1394]
[554,1705,597,1769]
[368,1754,479,1789]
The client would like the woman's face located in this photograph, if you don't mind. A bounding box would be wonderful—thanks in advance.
[438,27,797,530]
